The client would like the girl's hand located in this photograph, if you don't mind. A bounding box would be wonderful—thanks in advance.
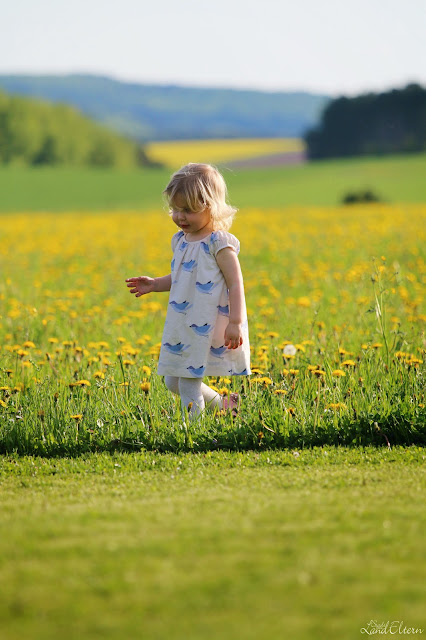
[125,276,155,297]
[224,322,243,350]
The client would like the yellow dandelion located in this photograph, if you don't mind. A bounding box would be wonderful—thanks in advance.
[23,340,36,348]
[94,371,105,379]
[371,343,383,349]
[332,370,346,377]
[48,337,59,344]
[140,381,151,393]
[267,331,279,338]
[122,359,135,367]
[342,360,356,367]
[326,403,347,411]
[274,389,287,395]
[142,365,151,377]
[70,414,83,421]
[395,351,407,359]
[313,369,326,377]
[0,399,7,408]
[76,380,91,387]
[289,369,299,375]
[251,368,264,374]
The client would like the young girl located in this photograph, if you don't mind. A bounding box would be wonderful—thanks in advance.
[125,163,251,420]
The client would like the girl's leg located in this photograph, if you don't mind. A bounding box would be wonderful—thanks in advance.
[200,382,223,411]
[165,376,223,417]
[178,377,205,420]
[164,375,180,395]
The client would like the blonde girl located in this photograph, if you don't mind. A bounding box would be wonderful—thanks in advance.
[126,163,251,420]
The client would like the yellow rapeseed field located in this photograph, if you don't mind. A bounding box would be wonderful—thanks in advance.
[1,204,425,452]
[145,138,304,168]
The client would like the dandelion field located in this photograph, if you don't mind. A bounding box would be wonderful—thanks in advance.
[2,203,425,455]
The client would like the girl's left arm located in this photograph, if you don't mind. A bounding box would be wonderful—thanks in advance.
[216,247,244,349]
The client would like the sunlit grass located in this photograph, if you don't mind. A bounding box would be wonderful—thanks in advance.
[1,447,424,640]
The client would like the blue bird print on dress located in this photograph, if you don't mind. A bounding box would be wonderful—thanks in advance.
[217,304,229,316]
[209,231,219,243]
[176,231,184,240]
[163,342,190,356]
[171,258,175,271]
[190,323,213,336]
[182,259,197,272]
[229,368,249,376]
[195,280,218,294]
[210,345,228,358]
[201,241,210,255]
[179,240,189,251]
[187,365,206,377]
[169,300,193,314]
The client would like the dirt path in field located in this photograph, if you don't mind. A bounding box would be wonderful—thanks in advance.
[220,151,306,169]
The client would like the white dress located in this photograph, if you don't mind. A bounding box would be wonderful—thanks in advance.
[157,230,251,378]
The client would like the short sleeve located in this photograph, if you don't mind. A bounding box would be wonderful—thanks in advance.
[209,230,240,258]
[171,230,184,252]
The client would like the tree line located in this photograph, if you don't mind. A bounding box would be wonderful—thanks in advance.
[304,84,426,160]
[0,92,155,167]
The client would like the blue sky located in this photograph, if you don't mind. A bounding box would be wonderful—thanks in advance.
[3,0,426,95]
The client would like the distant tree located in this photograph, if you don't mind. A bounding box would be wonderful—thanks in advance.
[0,91,157,168]
[305,84,426,160]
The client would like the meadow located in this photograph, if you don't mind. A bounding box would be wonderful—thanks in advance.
[1,203,424,455]
[1,152,426,212]
[1,153,425,639]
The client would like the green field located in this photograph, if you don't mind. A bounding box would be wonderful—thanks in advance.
[1,152,426,212]
[1,447,425,640]
[1,151,425,640]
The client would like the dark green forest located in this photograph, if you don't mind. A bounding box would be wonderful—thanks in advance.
[0,92,153,167]
[305,84,426,159]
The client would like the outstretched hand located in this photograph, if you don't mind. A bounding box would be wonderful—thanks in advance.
[125,276,155,297]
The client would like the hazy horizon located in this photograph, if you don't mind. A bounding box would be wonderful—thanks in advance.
[3,0,425,97]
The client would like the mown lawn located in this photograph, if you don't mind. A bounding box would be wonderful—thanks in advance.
[0,447,425,640]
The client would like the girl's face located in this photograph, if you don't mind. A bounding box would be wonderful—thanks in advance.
[171,194,213,238]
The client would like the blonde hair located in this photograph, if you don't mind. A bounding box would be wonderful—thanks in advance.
[163,163,237,231]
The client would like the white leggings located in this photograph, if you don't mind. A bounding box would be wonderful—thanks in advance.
[164,376,223,420]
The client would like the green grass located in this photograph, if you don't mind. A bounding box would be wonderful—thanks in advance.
[1,153,426,212]
[0,447,425,640]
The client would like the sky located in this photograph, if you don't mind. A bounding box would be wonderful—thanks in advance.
[3,0,426,95]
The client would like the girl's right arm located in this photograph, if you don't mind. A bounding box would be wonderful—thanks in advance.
[125,274,171,297]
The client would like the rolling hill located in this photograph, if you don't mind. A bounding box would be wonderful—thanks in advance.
[0,74,329,141]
